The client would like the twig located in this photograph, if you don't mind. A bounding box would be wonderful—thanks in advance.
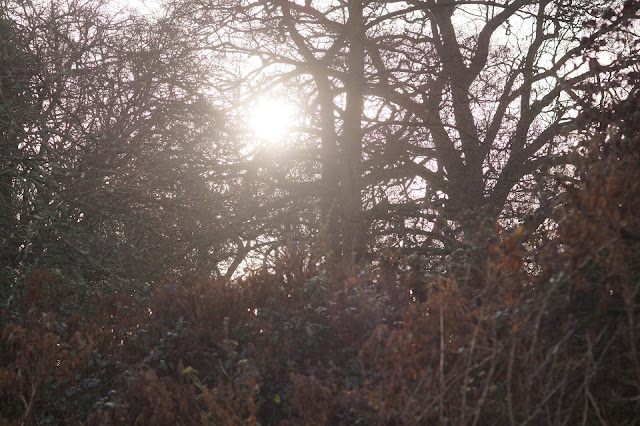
[586,389,607,425]
[471,339,498,426]
[506,340,517,426]
[439,296,445,423]
[460,309,482,424]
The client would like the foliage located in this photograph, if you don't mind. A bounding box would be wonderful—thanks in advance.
[1,0,639,424]
[0,0,252,310]
[1,117,638,423]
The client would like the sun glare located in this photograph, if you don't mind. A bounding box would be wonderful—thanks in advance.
[248,98,294,143]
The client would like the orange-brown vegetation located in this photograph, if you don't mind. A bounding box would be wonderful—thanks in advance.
[1,129,639,424]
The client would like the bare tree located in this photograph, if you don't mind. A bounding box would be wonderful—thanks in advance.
[0,0,256,300]
[161,0,640,266]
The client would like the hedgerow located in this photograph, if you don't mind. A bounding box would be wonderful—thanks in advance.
[1,125,638,424]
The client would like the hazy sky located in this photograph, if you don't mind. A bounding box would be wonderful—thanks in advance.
[120,0,161,15]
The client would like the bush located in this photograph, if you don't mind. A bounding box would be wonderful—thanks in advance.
[1,124,638,424]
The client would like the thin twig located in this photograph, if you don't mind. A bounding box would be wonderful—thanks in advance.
[439,296,445,423]
[471,339,498,426]
[506,340,517,426]
[460,311,481,424]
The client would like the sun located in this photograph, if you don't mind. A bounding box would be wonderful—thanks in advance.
[248,97,295,143]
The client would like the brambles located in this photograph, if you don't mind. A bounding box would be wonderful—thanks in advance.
[1,1,638,422]
[2,131,639,422]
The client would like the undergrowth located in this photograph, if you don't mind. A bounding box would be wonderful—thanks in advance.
[1,128,639,424]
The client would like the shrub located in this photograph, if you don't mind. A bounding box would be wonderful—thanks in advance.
[1,122,638,424]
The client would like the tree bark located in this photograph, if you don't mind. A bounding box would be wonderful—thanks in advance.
[317,75,340,260]
[340,0,365,264]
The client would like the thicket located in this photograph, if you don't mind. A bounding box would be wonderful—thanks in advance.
[1,108,638,424]
[2,0,640,423]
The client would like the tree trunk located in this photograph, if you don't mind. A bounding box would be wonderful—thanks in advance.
[317,76,340,260]
[340,0,365,264]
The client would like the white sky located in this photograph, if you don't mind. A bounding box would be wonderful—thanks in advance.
[119,0,161,15]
